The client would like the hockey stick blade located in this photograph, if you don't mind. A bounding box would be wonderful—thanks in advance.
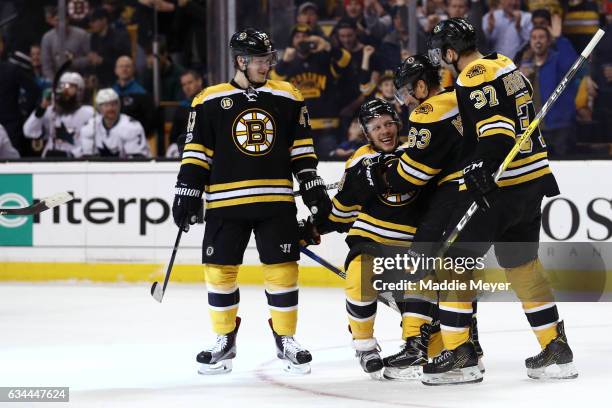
[0,191,74,216]
[151,281,164,303]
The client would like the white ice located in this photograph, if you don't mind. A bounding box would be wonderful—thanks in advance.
[0,282,610,408]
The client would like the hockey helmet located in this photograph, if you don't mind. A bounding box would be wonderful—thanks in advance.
[58,71,85,92]
[95,88,120,107]
[358,98,401,135]
[230,28,275,57]
[427,17,476,65]
[394,54,440,104]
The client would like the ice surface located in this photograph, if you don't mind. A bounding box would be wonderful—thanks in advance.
[0,282,610,407]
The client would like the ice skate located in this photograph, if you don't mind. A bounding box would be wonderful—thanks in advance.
[382,323,430,380]
[422,340,483,385]
[525,321,578,380]
[353,338,384,380]
[197,317,241,375]
[471,316,485,373]
[269,319,312,375]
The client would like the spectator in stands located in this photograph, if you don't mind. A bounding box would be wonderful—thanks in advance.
[483,0,532,60]
[334,18,374,128]
[519,26,578,158]
[88,7,131,87]
[112,55,155,135]
[30,44,52,92]
[418,0,448,32]
[167,70,204,158]
[446,0,487,51]
[296,2,326,37]
[515,9,576,65]
[142,40,186,101]
[101,0,128,32]
[40,5,91,80]
[562,0,602,52]
[0,124,20,159]
[23,71,94,158]
[0,52,40,156]
[273,23,352,159]
[591,24,612,143]
[343,0,392,45]
[174,0,207,69]
[377,4,427,72]
[81,88,151,158]
[525,0,563,16]
[370,70,409,132]
[331,117,367,160]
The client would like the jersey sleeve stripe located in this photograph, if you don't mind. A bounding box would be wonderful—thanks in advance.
[507,151,547,168]
[476,115,516,138]
[332,197,361,212]
[291,153,318,161]
[329,213,358,224]
[397,165,428,186]
[181,158,210,170]
[182,151,213,165]
[357,213,417,233]
[399,159,436,182]
[185,143,214,157]
[292,138,315,148]
[205,195,295,209]
[290,146,315,157]
[480,127,516,139]
[207,178,293,192]
[401,154,441,175]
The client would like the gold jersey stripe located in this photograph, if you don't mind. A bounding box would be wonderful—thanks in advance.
[181,158,210,170]
[480,127,516,139]
[332,197,361,212]
[348,229,412,245]
[497,167,552,187]
[329,214,358,224]
[476,114,515,130]
[207,179,293,192]
[508,151,547,169]
[184,143,214,157]
[398,165,428,186]
[205,195,295,209]
[290,153,317,161]
[358,213,417,233]
[292,138,315,148]
[402,154,441,175]
[437,170,463,186]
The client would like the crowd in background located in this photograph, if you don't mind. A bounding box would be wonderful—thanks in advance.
[0,0,610,160]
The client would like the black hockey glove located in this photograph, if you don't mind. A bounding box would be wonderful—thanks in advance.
[298,171,332,226]
[297,217,321,247]
[349,155,392,203]
[172,182,203,232]
[463,159,499,211]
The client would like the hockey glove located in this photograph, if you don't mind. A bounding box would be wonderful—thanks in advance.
[172,182,203,232]
[298,171,332,226]
[349,156,391,203]
[463,159,499,211]
[297,217,321,247]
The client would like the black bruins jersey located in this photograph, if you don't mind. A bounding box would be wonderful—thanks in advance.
[386,89,464,192]
[177,79,318,219]
[455,53,559,196]
[322,145,421,247]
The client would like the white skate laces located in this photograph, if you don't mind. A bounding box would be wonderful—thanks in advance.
[281,336,302,358]
[209,334,229,354]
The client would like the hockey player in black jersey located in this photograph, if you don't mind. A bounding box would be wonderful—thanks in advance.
[420,17,577,385]
[304,99,443,380]
[171,28,332,375]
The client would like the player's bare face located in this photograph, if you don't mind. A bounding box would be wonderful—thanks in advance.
[100,101,120,122]
[246,54,276,83]
[366,115,398,153]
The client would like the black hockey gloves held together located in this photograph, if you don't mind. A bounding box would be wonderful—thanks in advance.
[172,182,203,232]
[463,159,499,210]
[298,171,332,225]
[350,154,392,203]
[298,217,321,247]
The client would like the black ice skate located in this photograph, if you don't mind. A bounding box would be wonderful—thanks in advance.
[471,316,485,373]
[421,340,483,385]
[269,319,312,375]
[196,317,241,375]
[525,321,578,380]
[353,338,384,380]
[382,323,430,380]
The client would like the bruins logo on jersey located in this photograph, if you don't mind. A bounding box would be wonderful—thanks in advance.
[414,103,434,114]
[378,190,416,206]
[466,64,486,78]
[232,109,276,156]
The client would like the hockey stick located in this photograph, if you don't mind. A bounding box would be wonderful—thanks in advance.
[438,28,606,258]
[0,192,74,216]
[299,246,401,313]
[293,181,340,197]
[150,226,183,303]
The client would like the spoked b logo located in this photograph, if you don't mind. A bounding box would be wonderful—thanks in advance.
[0,174,33,246]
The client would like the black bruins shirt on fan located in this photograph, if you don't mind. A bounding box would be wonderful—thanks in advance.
[176,80,318,219]
[454,53,559,196]
[321,145,421,247]
[385,89,464,192]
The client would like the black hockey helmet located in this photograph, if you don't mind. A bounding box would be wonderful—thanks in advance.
[393,54,440,104]
[358,98,401,135]
[427,17,476,65]
[230,28,275,57]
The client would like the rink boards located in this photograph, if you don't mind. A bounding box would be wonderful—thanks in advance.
[0,160,611,284]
